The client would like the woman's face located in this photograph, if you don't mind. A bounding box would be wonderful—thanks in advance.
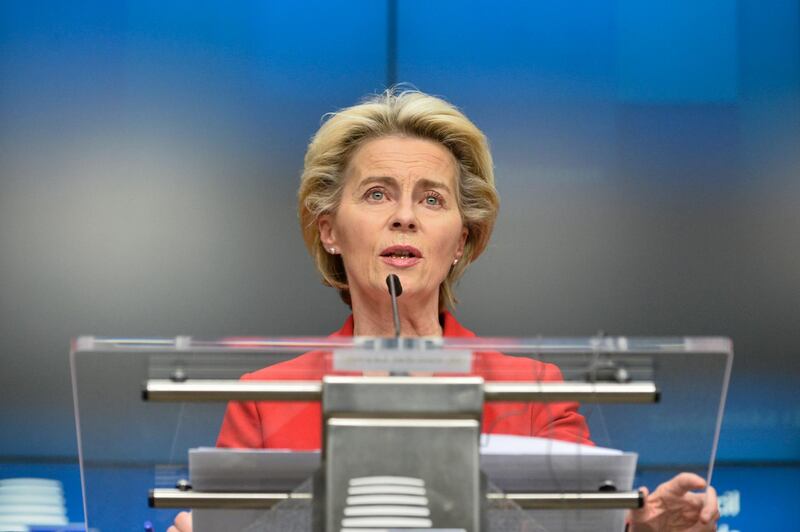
[319,135,467,307]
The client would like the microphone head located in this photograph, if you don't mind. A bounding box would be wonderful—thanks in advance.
[385,274,403,297]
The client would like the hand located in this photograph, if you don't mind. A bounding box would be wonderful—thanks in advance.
[167,511,192,532]
[628,472,719,532]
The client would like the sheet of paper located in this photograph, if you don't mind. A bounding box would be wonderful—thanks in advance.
[191,435,636,493]
[479,435,637,493]
[480,433,623,456]
[190,447,320,492]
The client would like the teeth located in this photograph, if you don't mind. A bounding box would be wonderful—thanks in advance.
[388,251,413,258]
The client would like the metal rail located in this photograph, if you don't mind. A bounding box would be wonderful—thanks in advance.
[488,490,644,509]
[150,488,643,510]
[143,379,658,403]
[149,488,311,509]
[143,379,322,401]
[483,381,659,403]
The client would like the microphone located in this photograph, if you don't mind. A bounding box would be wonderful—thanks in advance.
[385,274,403,338]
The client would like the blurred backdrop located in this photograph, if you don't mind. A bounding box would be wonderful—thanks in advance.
[1,1,798,529]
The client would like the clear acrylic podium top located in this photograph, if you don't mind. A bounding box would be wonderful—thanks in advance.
[70,335,732,532]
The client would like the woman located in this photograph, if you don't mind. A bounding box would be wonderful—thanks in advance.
[170,89,719,531]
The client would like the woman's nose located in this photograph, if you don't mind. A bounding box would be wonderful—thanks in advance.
[390,199,417,231]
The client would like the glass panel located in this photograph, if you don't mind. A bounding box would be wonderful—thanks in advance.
[71,335,731,531]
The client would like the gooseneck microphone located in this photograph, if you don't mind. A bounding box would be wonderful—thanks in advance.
[385,274,403,338]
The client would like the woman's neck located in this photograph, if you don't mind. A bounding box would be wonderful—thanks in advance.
[349,290,443,337]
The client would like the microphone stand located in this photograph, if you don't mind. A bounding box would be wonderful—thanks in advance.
[386,274,403,338]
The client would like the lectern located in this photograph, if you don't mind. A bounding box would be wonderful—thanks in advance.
[71,335,732,531]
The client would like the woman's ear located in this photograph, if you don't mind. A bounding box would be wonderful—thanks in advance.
[455,226,468,260]
[318,214,337,250]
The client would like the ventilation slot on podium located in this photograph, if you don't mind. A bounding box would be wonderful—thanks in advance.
[341,475,433,530]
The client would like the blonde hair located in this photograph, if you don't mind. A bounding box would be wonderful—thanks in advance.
[298,88,499,310]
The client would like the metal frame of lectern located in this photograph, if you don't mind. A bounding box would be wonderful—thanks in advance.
[144,374,656,530]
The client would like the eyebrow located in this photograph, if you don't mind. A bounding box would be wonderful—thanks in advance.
[356,176,453,195]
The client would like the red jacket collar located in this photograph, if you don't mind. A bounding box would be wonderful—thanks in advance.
[332,310,476,338]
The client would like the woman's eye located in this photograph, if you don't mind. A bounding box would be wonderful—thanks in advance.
[367,189,385,201]
[424,193,443,206]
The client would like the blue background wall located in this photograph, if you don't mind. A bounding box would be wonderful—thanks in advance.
[1,1,798,530]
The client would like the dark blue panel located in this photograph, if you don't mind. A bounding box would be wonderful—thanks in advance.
[718,373,800,461]
[614,103,743,183]
[397,0,616,99]
[616,0,738,103]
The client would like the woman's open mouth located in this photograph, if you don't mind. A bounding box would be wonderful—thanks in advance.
[380,245,423,268]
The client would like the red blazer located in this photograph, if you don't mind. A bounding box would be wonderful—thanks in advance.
[217,311,592,449]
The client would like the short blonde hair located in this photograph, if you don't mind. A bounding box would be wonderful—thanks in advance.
[298,88,499,310]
